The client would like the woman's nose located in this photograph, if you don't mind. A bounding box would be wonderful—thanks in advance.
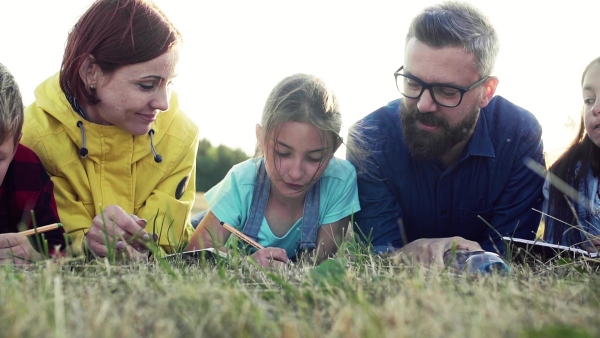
[152,85,171,111]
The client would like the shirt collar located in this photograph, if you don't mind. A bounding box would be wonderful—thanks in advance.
[465,109,495,158]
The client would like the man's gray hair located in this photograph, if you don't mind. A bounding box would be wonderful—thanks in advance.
[406,1,499,77]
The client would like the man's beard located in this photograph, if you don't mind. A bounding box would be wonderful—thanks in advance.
[400,100,479,160]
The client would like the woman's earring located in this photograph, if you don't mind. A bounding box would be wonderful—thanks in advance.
[90,84,96,90]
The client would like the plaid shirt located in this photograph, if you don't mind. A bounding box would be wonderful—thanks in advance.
[0,144,64,253]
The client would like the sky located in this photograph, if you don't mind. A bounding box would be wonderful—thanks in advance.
[1,0,599,162]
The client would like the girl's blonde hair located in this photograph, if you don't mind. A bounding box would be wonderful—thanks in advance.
[256,74,342,158]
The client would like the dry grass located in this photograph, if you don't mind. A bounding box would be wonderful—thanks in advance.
[1,243,599,338]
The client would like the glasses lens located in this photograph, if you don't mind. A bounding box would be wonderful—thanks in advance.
[395,73,464,108]
[398,75,421,99]
[431,86,462,107]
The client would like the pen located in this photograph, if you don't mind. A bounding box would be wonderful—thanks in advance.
[219,221,264,250]
[18,223,63,237]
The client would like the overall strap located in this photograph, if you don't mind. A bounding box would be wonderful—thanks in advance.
[242,160,322,252]
[241,161,270,241]
[298,180,320,251]
[570,172,595,245]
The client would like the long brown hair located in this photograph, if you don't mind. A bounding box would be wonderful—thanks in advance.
[547,57,600,244]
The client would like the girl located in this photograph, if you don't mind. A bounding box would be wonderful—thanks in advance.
[186,74,360,267]
[542,57,600,250]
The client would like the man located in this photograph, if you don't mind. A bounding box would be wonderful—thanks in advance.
[347,1,545,265]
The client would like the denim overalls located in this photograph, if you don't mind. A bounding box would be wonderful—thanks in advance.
[191,161,321,256]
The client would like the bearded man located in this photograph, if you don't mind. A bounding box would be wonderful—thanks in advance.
[347,1,545,265]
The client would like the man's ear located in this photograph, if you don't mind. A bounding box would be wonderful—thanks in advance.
[78,54,101,91]
[478,76,499,108]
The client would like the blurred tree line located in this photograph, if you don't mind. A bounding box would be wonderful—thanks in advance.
[195,139,251,192]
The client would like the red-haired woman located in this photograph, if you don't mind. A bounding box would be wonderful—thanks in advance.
[22,0,199,259]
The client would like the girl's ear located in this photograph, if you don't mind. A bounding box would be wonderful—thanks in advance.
[255,124,263,152]
[78,54,101,92]
[332,136,343,154]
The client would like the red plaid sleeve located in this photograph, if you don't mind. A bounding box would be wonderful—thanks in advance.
[0,144,65,254]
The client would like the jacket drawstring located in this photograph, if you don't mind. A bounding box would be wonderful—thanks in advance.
[77,121,88,158]
[76,122,162,163]
[148,129,162,163]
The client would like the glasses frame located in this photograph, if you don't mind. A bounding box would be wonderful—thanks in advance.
[393,66,489,108]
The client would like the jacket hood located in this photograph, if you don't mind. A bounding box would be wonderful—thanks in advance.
[32,73,181,164]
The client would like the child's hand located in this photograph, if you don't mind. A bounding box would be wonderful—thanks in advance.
[251,247,288,268]
[0,233,43,265]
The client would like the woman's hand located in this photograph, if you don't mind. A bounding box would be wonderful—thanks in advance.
[0,233,43,265]
[85,205,152,259]
[251,247,289,268]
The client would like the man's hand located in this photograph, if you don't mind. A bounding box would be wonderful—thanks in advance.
[585,237,600,253]
[393,236,481,266]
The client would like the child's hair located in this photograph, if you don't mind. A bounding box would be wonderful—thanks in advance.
[547,56,600,244]
[0,63,23,145]
[256,73,343,158]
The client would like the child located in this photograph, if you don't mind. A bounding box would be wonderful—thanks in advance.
[542,57,600,251]
[186,74,360,267]
[0,63,64,264]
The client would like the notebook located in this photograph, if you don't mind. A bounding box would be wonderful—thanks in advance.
[163,248,229,264]
[502,236,598,262]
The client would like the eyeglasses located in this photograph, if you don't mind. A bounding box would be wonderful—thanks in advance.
[394,66,489,108]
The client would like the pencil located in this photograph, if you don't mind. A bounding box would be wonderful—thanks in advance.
[18,223,63,237]
[219,221,264,250]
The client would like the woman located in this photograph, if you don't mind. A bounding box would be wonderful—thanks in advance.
[542,57,600,251]
[22,0,199,258]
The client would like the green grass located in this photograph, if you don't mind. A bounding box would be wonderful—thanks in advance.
[1,241,600,338]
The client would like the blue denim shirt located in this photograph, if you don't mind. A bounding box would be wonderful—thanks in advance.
[542,163,600,248]
[348,96,545,255]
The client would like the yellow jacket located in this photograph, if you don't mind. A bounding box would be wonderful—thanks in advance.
[22,73,198,254]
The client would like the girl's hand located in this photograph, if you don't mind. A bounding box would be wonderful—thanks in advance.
[251,247,288,268]
[86,205,151,259]
[0,233,43,265]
